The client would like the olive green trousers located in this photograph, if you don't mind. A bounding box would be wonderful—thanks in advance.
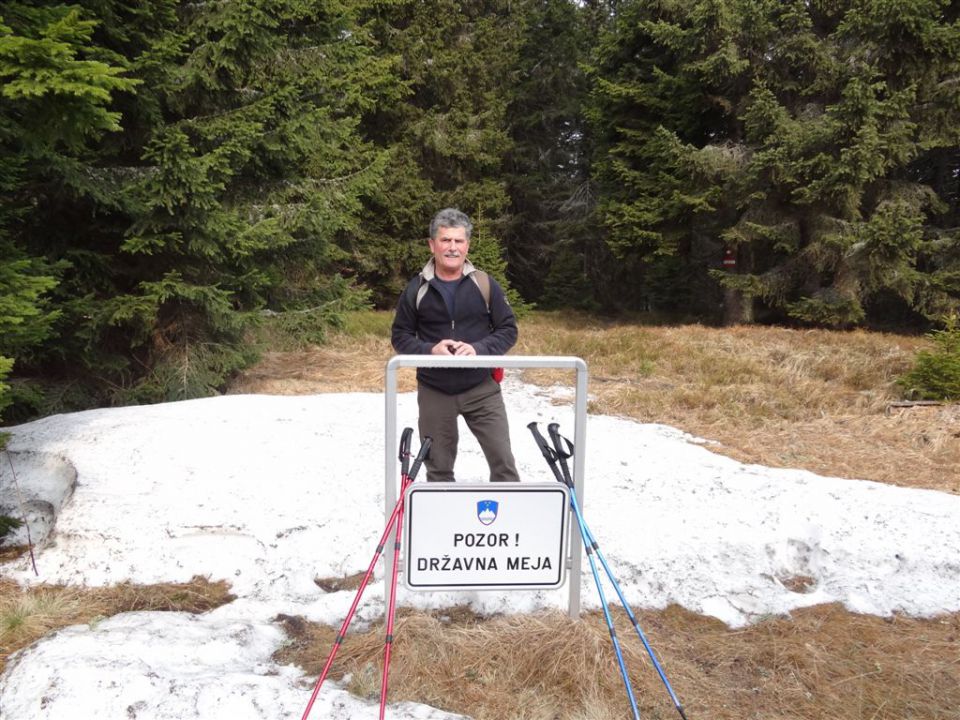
[417,375,520,482]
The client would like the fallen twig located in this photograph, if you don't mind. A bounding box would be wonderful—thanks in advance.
[885,400,945,415]
[3,450,39,576]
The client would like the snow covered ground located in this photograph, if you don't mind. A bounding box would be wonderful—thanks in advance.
[2,377,959,719]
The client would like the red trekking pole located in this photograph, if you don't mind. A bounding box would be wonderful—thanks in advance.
[379,432,416,718]
[299,428,431,720]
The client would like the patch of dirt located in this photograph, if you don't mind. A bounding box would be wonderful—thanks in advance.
[314,571,366,593]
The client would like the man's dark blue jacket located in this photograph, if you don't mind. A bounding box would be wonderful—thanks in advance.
[391,259,518,395]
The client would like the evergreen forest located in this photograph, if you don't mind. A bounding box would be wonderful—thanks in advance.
[2,0,959,419]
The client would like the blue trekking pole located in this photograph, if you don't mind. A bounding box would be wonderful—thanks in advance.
[545,422,689,720]
[528,422,641,720]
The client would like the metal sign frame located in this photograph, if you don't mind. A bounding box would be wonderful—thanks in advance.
[385,354,588,618]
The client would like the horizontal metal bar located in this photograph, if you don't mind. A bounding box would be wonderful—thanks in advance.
[387,354,587,371]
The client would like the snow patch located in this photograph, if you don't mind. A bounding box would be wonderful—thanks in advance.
[1,384,959,719]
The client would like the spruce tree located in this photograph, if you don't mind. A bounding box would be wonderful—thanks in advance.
[0,4,135,415]
[2,1,403,410]
[589,0,960,325]
[112,0,399,400]
[503,0,595,308]
[357,0,525,307]
[587,0,738,314]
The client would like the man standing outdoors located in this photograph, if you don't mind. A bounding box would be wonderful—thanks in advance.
[391,208,520,483]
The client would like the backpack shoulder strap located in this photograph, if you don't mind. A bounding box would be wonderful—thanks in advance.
[403,275,428,312]
[469,270,491,314]
[415,279,430,309]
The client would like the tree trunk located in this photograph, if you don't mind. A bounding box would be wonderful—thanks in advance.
[723,286,754,325]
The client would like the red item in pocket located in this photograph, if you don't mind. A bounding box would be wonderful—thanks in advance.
[491,367,504,383]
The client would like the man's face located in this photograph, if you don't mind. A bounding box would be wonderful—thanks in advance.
[428,225,470,279]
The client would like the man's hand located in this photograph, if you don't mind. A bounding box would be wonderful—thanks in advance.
[431,340,477,356]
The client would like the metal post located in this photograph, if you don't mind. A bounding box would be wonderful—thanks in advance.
[384,355,588,619]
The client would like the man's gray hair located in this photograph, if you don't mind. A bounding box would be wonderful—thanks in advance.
[430,208,473,240]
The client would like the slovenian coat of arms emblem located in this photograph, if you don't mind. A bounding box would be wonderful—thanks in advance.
[477,500,499,526]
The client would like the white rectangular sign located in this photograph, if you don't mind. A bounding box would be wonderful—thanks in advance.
[403,483,569,590]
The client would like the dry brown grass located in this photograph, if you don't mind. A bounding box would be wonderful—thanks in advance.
[232,310,959,493]
[514,315,959,494]
[277,604,960,720]
[0,576,234,674]
[230,336,412,395]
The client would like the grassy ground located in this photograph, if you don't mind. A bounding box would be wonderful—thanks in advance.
[277,602,960,720]
[0,577,234,675]
[3,311,958,718]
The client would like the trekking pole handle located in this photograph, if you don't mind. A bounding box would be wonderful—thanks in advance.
[407,436,432,483]
[399,427,413,476]
[546,423,575,488]
[526,422,566,485]
[546,423,573,459]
